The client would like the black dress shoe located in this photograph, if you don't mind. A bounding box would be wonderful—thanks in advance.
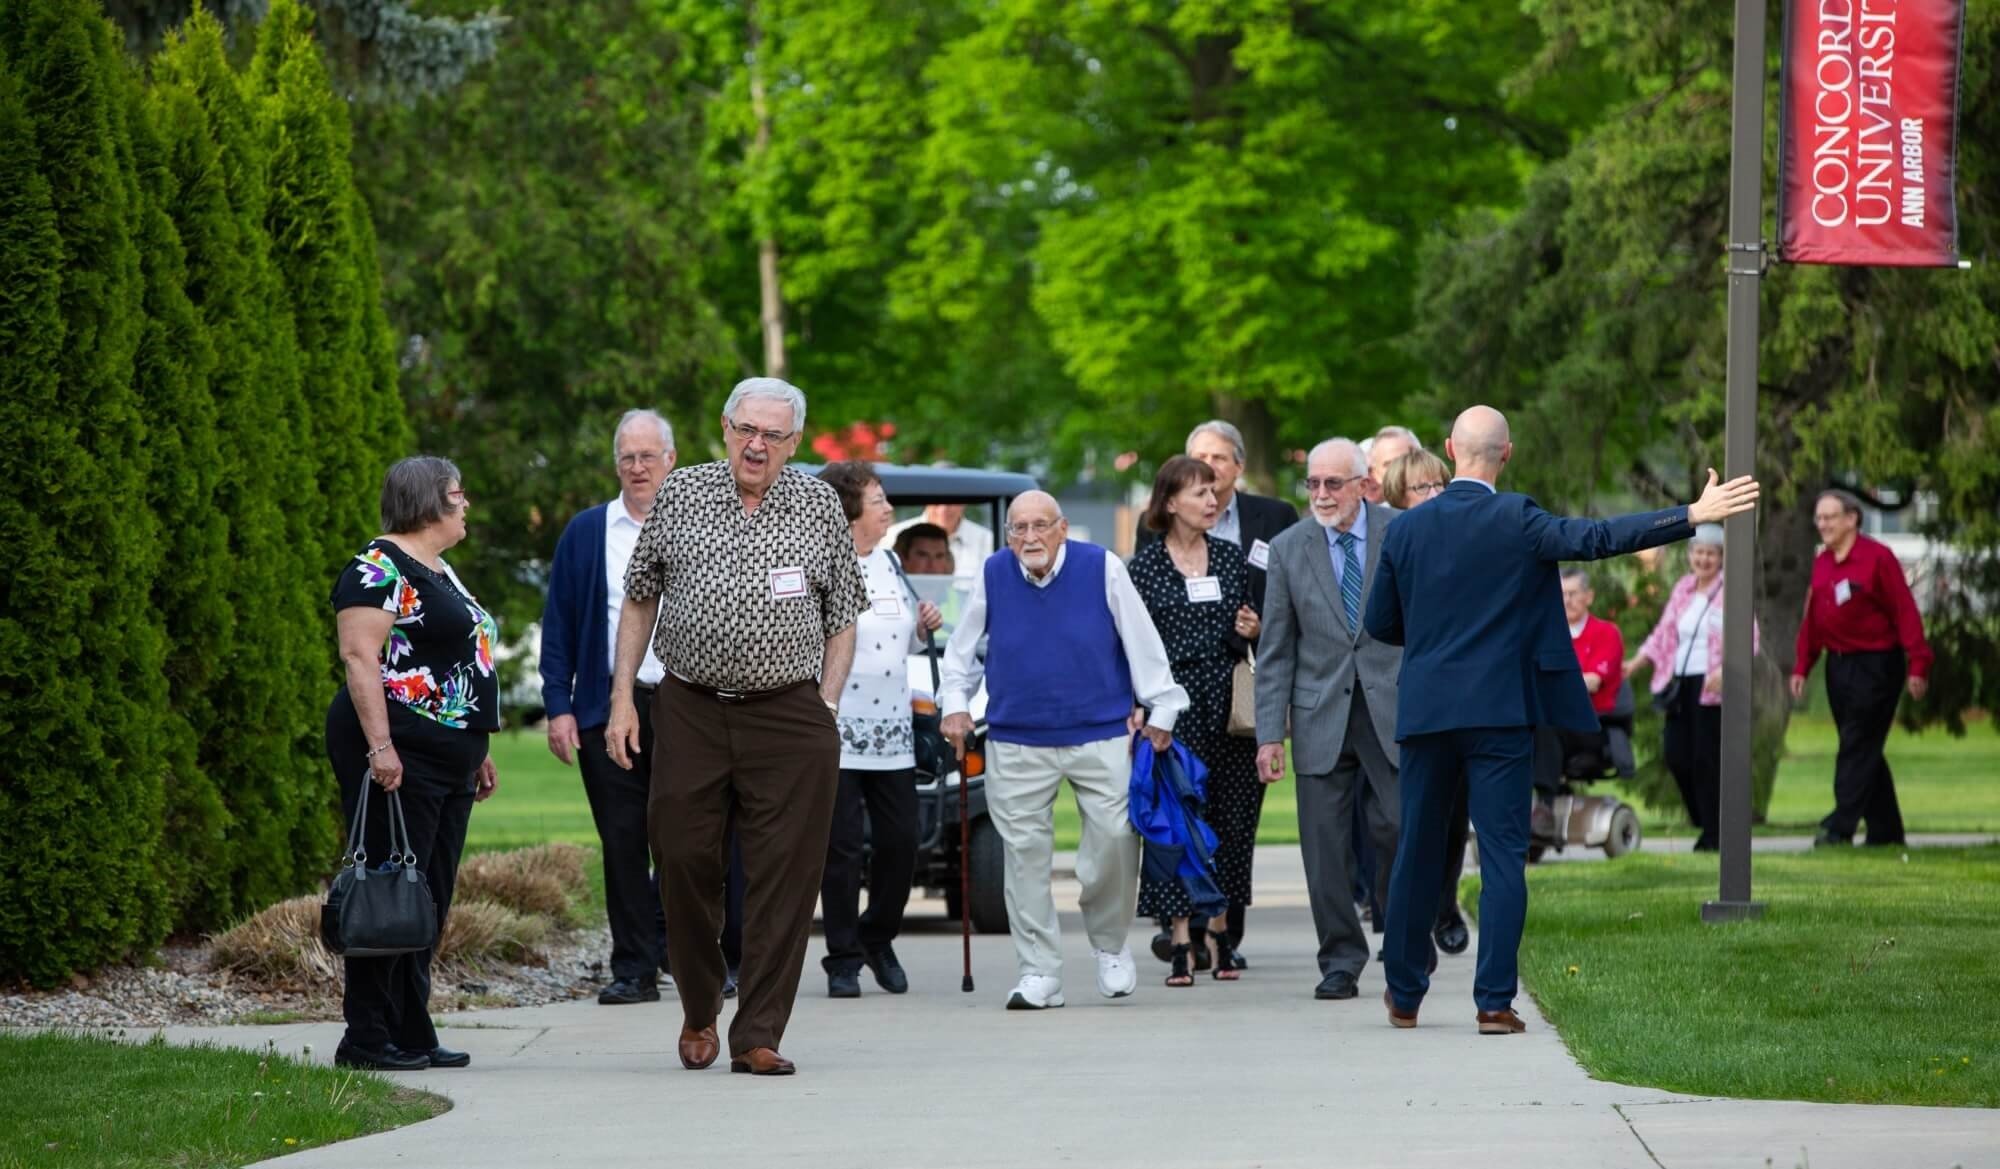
[426,1046,471,1068]
[723,967,740,999]
[1814,829,1853,848]
[864,946,909,994]
[828,967,861,998]
[1434,919,1471,956]
[334,1042,430,1071]
[598,975,661,1005]
[1314,971,1359,1000]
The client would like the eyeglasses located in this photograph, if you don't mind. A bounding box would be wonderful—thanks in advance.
[727,421,796,447]
[1006,519,1060,538]
[1409,481,1446,497]
[446,489,469,508]
[1302,475,1359,495]
[617,450,666,469]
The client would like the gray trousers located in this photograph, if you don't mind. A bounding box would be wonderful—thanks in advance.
[1296,691,1401,979]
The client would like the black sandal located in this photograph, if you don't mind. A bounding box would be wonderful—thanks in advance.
[1165,943,1194,988]
[1211,932,1242,981]
[1189,925,1213,972]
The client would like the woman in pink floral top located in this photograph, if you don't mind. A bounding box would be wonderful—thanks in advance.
[326,456,501,1072]
[1624,525,1759,850]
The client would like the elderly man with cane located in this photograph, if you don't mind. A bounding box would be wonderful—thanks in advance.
[607,377,868,1077]
[940,491,1189,1010]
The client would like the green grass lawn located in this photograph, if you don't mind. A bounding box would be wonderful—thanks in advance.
[473,714,1994,853]
[1475,847,2000,1107]
[0,1031,445,1169]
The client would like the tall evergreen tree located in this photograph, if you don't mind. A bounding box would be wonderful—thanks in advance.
[156,9,336,913]
[129,68,230,926]
[0,0,167,984]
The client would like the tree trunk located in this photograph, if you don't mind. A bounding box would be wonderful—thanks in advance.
[747,5,786,380]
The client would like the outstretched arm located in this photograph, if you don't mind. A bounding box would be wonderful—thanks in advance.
[1525,470,1759,562]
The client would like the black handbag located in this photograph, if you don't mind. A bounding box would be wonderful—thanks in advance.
[321,775,439,958]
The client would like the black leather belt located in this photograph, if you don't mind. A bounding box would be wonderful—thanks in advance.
[669,676,807,705]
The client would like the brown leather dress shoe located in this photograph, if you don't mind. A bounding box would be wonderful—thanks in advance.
[1384,989,1418,1029]
[1477,1007,1527,1035]
[729,1047,796,1076]
[678,1025,719,1070]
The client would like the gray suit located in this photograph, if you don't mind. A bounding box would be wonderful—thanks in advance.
[1254,504,1403,979]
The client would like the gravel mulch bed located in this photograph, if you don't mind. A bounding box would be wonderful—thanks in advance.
[0,926,613,1031]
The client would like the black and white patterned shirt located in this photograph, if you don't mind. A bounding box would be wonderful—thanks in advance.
[624,460,869,691]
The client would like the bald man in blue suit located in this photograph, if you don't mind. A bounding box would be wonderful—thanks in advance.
[1363,405,1761,1033]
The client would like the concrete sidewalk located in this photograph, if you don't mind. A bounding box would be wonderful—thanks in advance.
[138,848,1996,1169]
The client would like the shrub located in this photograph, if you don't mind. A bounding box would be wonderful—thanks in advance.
[209,895,339,985]
[457,843,591,921]
[438,901,550,969]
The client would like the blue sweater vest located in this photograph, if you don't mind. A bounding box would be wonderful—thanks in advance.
[983,542,1133,747]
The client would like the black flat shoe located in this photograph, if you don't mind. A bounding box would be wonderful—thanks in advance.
[1814,830,1853,848]
[1434,920,1471,956]
[334,1042,430,1071]
[426,1046,471,1068]
[828,967,861,998]
[1314,971,1359,1000]
[864,946,909,994]
[598,975,661,1005]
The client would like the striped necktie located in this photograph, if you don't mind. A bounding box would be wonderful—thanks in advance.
[1337,530,1362,631]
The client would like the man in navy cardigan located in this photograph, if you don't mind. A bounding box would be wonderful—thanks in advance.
[541,410,743,1006]
[1363,405,1760,1034]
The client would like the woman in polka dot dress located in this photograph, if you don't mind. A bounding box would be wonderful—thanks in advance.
[1128,455,1262,987]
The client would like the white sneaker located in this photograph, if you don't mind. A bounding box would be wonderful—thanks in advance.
[1094,947,1137,999]
[1004,974,1065,1010]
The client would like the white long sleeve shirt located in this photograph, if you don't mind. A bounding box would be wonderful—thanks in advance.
[939,543,1188,732]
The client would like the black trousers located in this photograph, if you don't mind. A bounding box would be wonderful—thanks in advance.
[820,766,919,972]
[1823,648,1907,844]
[327,692,485,1054]
[1662,679,1722,851]
[579,683,666,982]
[1532,724,1610,796]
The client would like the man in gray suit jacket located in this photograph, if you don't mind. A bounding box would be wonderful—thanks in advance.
[1254,438,1402,1001]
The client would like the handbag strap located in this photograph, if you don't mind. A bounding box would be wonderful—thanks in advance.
[1674,581,1722,676]
[883,549,942,695]
[344,771,373,865]
[384,789,417,872]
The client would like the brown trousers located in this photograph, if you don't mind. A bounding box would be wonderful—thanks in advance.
[649,678,840,1056]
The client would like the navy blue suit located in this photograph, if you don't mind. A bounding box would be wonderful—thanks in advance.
[1363,479,1691,1013]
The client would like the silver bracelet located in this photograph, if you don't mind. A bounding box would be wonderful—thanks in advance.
[366,740,394,759]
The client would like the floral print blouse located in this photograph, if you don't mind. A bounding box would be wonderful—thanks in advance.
[332,538,502,731]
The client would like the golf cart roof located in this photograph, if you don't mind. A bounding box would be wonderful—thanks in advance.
[797,463,1040,505]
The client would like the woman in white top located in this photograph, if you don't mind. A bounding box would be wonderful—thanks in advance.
[1625,524,1757,851]
[815,462,942,999]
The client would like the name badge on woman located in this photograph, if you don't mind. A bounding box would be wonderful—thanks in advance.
[1186,576,1222,603]
[870,591,903,617]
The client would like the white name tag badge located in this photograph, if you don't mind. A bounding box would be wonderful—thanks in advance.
[1834,579,1853,606]
[870,592,903,617]
[769,566,808,600]
[1247,539,1271,570]
[1186,576,1223,603]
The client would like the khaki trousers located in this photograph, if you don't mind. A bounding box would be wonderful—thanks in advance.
[986,737,1141,981]
[649,679,839,1056]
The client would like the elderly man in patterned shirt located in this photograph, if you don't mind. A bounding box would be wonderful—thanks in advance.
[607,377,868,1078]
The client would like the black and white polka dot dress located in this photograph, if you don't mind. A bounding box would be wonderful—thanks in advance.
[1128,536,1263,919]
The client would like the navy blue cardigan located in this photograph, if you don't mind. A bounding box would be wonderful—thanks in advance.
[540,502,614,730]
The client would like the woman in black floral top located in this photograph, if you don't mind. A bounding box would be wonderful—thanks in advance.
[327,456,501,1072]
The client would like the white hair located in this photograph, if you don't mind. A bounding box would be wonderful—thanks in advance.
[722,377,807,433]
[613,409,675,459]
[1307,438,1367,477]
[1373,424,1423,451]
[1185,419,1246,466]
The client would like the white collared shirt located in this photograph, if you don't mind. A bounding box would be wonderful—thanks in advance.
[1451,476,1498,494]
[938,543,1189,731]
[605,496,666,686]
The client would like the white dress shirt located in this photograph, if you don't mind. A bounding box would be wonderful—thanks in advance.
[1450,476,1498,493]
[605,497,666,686]
[939,543,1189,732]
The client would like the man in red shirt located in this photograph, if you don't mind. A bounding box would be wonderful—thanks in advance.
[1532,569,1626,815]
[1791,489,1933,847]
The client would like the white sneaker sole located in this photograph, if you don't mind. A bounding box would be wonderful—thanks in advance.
[1098,982,1135,999]
[1005,991,1066,1010]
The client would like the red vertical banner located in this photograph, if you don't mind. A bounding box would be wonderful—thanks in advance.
[1777,0,1965,266]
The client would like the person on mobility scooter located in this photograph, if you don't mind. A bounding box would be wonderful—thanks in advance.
[1530,568,1642,861]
